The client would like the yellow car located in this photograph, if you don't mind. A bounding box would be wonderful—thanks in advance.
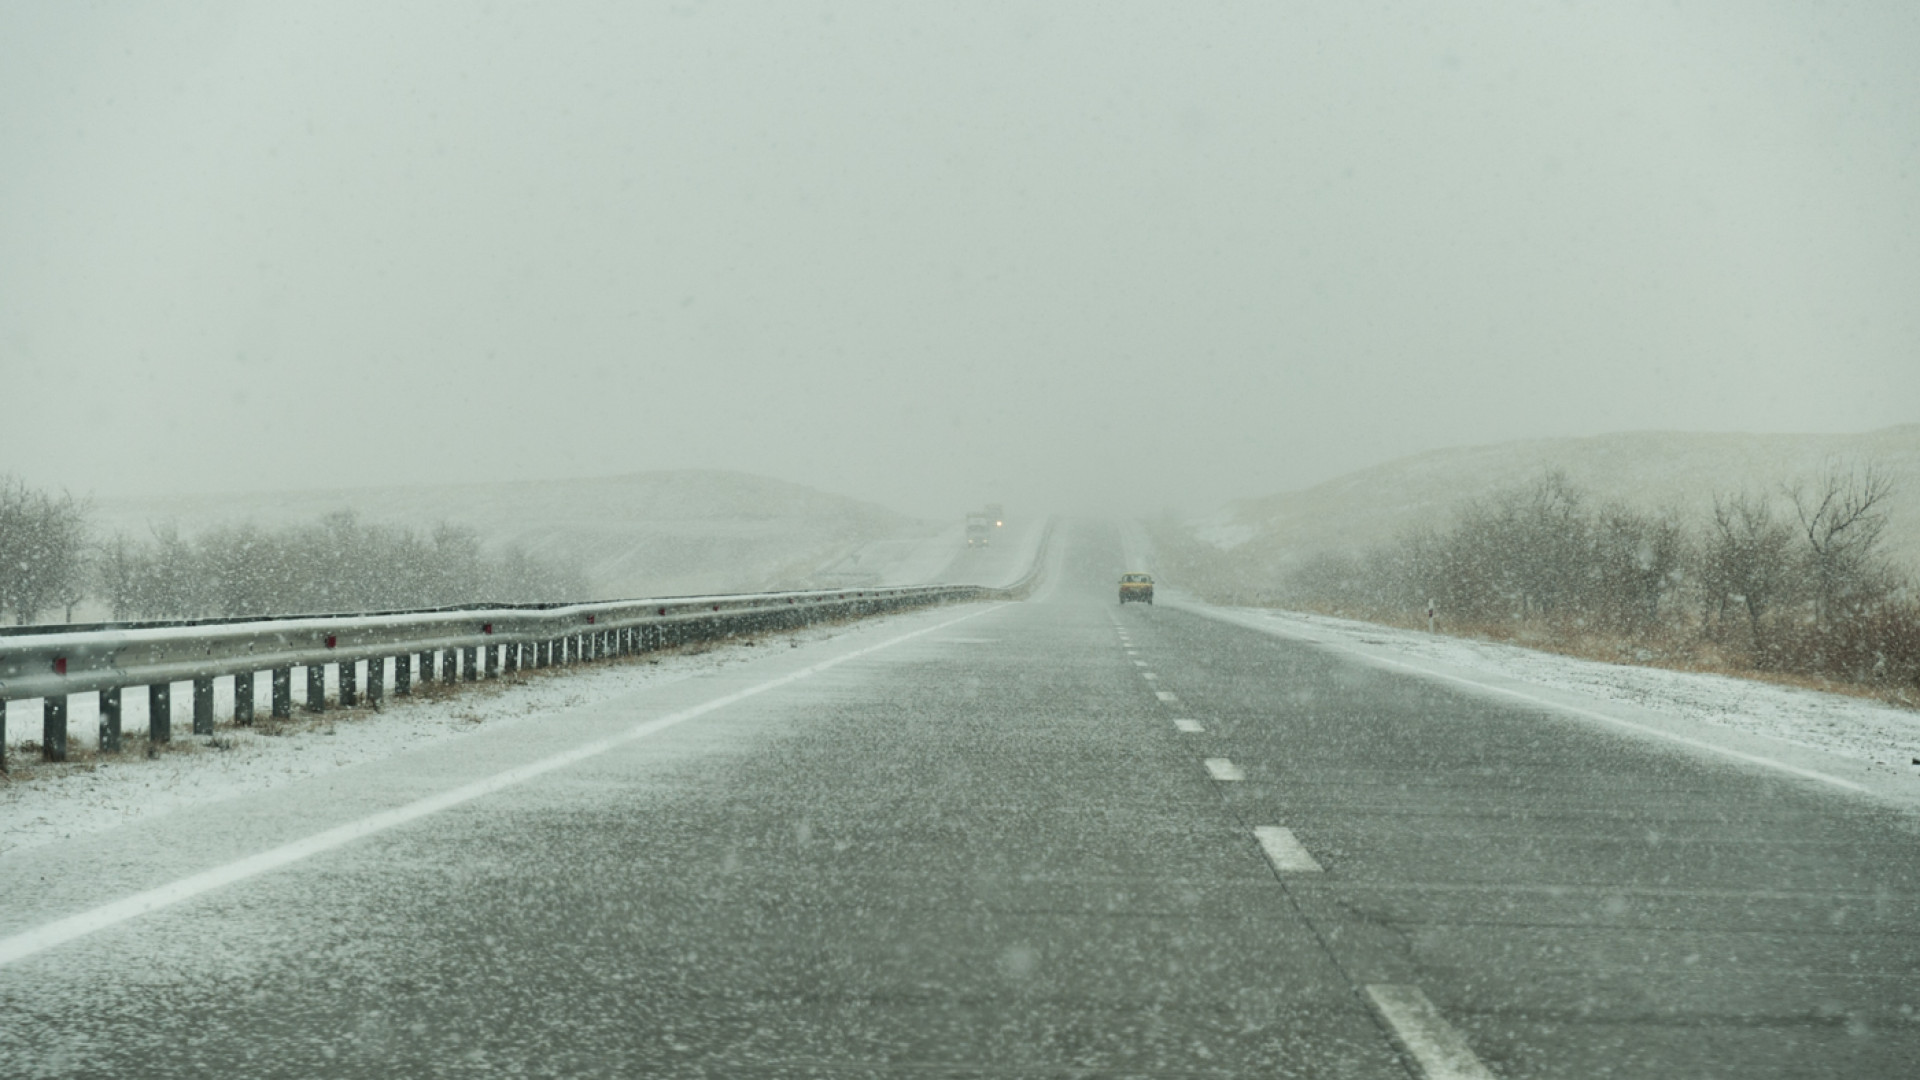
[1118,573,1154,605]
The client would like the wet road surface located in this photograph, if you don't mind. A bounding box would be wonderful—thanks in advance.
[3,521,1917,1077]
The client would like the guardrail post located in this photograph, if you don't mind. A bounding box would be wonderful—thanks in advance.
[272,667,292,718]
[484,644,499,678]
[99,687,122,752]
[461,646,478,681]
[441,648,457,683]
[504,642,519,674]
[367,657,384,704]
[192,676,215,735]
[395,654,412,696]
[43,695,68,762]
[150,683,171,742]
[306,665,326,712]
[234,673,254,726]
[339,660,358,707]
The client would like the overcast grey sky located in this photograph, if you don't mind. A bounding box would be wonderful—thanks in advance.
[3,1,1917,518]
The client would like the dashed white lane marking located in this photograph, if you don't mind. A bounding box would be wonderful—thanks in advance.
[1253,826,1324,873]
[1364,985,1497,1080]
[1155,690,1178,703]
[0,604,1006,969]
[1142,673,1158,681]
[1204,758,1244,781]
[1132,659,1147,666]
[1173,719,1204,733]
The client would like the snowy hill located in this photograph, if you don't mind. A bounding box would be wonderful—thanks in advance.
[89,471,933,600]
[1191,426,1920,570]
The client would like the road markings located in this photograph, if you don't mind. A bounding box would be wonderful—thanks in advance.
[1204,757,1244,781]
[1132,659,1146,666]
[1253,826,1323,873]
[1173,719,1204,733]
[1142,673,1157,681]
[1364,985,1497,1080]
[1155,690,1179,703]
[0,604,1006,970]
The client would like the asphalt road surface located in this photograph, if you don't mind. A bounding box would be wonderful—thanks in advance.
[3,521,1916,1077]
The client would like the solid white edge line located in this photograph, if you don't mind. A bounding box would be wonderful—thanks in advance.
[1364,984,1497,1080]
[1192,606,1868,795]
[0,603,1006,969]
[1253,825,1324,873]
[1204,757,1243,781]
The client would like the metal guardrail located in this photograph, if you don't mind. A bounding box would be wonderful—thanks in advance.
[0,581,1010,768]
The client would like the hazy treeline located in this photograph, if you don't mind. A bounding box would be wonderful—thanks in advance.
[1272,466,1915,693]
[0,475,589,624]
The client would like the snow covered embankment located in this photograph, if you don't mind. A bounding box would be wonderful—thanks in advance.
[0,625,850,858]
[1180,603,1920,805]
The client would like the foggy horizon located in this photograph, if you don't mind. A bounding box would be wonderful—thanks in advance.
[6,2,1920,520]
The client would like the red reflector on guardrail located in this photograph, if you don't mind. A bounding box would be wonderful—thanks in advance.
[587,614,597,624]
[53,657,67,675]
[325,635,337,649]
[657,607,666,616]
[711,604,719,612]
[482,623,493,635]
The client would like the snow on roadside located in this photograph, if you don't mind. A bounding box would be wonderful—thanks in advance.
[1227,607,1920,770]
[0,627,847,858]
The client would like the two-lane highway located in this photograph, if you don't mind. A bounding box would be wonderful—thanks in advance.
[3,520,1915,1077]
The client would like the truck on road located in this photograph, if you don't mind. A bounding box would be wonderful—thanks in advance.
[965,511,992,547]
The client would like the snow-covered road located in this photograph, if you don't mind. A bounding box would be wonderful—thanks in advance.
[1178,601,1920,805]
[0,623,859,858]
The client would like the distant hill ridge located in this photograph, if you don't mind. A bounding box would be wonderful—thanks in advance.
[1194,425,1920,571]
[90,470,921,600]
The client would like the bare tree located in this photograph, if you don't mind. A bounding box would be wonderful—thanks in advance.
[1702,492,1797,647]
[94,532,144,620]
[0,477,90,625]
[1788,462,1895,626]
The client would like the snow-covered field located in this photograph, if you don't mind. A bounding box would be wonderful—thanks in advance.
[0,625,852,858]
[1184,602,1920,803]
